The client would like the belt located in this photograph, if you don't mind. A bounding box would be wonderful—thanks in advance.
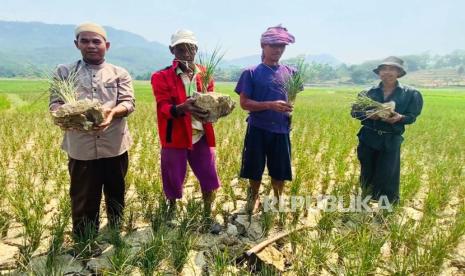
[363,125,393,135]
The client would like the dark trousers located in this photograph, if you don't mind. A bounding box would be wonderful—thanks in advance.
[357,142,401,203]
[68,152,128,240]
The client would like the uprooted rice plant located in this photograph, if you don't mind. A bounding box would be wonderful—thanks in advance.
[0,79,464,275]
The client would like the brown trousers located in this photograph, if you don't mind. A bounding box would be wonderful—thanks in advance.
[68,152,128,240]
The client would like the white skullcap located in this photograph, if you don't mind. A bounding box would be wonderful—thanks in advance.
[75,22,107,41]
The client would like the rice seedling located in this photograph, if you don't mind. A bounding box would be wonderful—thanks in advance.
[170,228,195,273]
[348,229,386,275]
[107,241,135,275]
[207,247,236,275]
[224,183,238,210]
[260,207,275,238]
[45,194,71,273]
[298,237,333,273]
[283,58,308,104]
[136,229,167,276]
[317,211,339,235]
[133,173,160,221]
[180,196,204,233]
[0,164,10,237]
[150,195,170,234]
[8,184,47,269]
[48,69,79,104]
[197,47,225,93]
[122,198,138,233]
[70,221,102,260]
[0,210,10,238]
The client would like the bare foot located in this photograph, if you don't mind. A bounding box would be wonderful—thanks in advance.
[246,197,261,215]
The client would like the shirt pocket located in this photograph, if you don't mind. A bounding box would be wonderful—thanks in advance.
[101,82,118,107]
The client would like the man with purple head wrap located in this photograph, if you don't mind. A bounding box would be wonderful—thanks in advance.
[235,25,297,215]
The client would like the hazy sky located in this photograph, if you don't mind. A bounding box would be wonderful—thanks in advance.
[1,0,464,63]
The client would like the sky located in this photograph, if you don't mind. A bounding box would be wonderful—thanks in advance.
[1,0,464,64]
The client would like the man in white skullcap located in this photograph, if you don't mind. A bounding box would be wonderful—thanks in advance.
[151,29,222,234]
[49,22,135,255]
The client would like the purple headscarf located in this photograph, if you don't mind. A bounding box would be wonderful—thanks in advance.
[260,24,295,45]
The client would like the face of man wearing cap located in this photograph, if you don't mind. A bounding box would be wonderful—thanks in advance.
[378,65,400,84]
[74,32,110,65]
[261,43,286,64]
[170,43,198,70]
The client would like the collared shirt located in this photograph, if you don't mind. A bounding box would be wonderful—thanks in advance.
[176,65,204,144]
[151,60,216,149]
[49,60,135,160]
[351,81,423,151]
[234,63,296,134]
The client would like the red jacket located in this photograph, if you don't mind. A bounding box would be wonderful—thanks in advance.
[151,60,216,149]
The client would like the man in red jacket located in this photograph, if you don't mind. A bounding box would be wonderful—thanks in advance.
[151,29,221,232]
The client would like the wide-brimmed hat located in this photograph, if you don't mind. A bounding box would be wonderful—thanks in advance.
[170,29,198,47]
[373,56,406,78]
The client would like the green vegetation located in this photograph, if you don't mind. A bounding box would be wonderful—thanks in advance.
[0,80,464,274]
[0,94,10,110]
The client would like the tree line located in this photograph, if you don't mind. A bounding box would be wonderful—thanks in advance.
[2,50,465,84]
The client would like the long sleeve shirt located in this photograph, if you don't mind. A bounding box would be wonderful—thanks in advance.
[351,81,423,151]
[151,60,215,149]
[49,60,135,160]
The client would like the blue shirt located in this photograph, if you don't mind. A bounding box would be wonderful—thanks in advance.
[235,63,295,134]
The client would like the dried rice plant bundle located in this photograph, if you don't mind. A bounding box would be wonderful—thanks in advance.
[49,68,104,131]
[352,91,396,119]
[52,99,104,131]
[192,92,235,123]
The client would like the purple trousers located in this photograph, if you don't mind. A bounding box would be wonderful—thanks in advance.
[161,136,220,199]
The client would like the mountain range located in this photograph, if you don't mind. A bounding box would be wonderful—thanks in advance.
[0,20,341,77]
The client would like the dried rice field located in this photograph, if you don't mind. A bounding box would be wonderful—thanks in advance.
[0,79,464,275]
